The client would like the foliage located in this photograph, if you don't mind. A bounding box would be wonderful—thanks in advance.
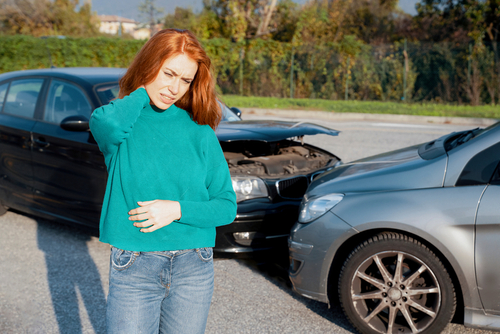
[412,0,500,44]
[139,0,164,27]
[0,0,100,37]
[0,35,144,71]
[0,34,496,106]
[1,0,499,106]
[202,0,280,41]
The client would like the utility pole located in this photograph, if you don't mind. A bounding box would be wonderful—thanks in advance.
[290,47,294,99]
[118,11,122,37]
[467,43,472,84]
[345,57,350,101]
[239,48,244,95]
[403,38,408,102]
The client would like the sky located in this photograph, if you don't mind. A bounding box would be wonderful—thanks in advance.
[91,0,419,22]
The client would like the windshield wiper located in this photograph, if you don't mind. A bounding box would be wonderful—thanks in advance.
[418,127,483,160]
[444,128,481,151]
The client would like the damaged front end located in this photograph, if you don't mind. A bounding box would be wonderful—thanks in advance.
[223,139,338,177]
[216,119,341,202]
[214,118,341,257]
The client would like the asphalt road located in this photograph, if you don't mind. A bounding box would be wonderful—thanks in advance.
[0,113,497,334]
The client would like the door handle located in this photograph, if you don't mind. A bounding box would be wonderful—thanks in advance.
[35,138,50,148]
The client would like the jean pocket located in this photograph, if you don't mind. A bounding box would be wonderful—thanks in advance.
[111,247,138,271]
[195,247,213,262]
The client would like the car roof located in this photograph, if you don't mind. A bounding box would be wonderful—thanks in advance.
[0,67,126,86]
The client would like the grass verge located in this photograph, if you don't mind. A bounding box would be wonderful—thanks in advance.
[221,95,500,119]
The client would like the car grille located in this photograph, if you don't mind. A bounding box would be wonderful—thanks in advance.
[276,176,309,199]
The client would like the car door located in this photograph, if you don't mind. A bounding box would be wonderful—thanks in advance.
[0,78,44,211]
[466,142,500,315]
[475,167,500,315]
[31,78,106,227]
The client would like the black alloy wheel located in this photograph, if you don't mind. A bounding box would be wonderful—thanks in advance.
[338,233,456,334]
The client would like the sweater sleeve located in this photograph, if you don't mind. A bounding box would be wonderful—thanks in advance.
[177,128,237,228]
[89,88,150,156]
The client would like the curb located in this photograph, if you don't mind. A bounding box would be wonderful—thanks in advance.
[240,108,498,127]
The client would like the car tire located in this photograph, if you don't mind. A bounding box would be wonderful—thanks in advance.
[338,232,456,334]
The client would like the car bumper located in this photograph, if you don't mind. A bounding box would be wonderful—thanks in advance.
[288,211,356,303]
[215,197,301,258]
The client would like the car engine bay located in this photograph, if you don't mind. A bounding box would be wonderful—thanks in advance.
[221,139,339,176]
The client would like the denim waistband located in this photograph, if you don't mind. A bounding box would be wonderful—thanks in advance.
[111,246,209,257]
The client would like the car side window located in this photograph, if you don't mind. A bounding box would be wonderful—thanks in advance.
[44,80,92,124]
[0,83,8,112]
[456,142,500,186]
[490,163,500,185]
[3,79,43,119]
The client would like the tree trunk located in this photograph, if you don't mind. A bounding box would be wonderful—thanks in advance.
[256,0,278,37]
[463,59,483,106]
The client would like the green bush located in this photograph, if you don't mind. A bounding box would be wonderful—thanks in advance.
[0,35,144,71]
[0,35,497,107]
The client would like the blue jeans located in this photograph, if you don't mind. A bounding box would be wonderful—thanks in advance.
[106,247,214,334]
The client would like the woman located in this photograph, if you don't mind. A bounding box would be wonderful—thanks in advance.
[89,29,237,334]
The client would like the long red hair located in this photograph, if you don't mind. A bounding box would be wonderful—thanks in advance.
[118,29,221,130]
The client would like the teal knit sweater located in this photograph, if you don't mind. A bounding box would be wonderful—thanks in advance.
[89,88,237,252]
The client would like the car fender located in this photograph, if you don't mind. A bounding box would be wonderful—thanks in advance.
[330,186,488,310]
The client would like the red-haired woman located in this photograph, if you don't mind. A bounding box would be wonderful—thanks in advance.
[89,29,237,334]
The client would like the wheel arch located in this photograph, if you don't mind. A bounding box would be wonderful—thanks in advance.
[326,228,466,324]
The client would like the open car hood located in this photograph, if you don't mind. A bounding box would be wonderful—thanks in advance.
[216,120,339,142]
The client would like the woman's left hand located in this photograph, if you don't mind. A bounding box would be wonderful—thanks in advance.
[128,200,181,233]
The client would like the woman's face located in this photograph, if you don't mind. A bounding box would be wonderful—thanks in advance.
[145,54,198,110]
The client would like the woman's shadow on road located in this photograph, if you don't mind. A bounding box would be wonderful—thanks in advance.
[37,219,107,334]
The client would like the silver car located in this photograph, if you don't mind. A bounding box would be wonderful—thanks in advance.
[289,122,500,333]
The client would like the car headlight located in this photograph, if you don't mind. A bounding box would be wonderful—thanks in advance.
[298,193,344,223]
[231,176,268,203]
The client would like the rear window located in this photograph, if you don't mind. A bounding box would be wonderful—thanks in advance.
[4,79,43,118]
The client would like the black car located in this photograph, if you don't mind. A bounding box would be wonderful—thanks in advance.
[0,68,340,257]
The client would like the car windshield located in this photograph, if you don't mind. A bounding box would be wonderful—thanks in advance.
[418,121,500,160]
[95,83,120,105]
[219,103,240,122]
[94,83,240,122]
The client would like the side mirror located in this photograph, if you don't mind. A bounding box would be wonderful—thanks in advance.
[60,115,89,132]
[230,107,242,118]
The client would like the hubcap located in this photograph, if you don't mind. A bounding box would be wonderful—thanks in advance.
[350,251,441,334]
[387,288,402,301]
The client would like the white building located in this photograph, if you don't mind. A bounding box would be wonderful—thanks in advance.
[98,15,150,39]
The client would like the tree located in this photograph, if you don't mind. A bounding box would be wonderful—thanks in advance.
[164,7,197,30]
[288,0,404,46]
[139,0,164,29]
[270,0,299,42]
[204,0,281,40]
[164,7,223,40]
[411,0,500,44]
[342,0,406,44]
[0,0,100,37]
